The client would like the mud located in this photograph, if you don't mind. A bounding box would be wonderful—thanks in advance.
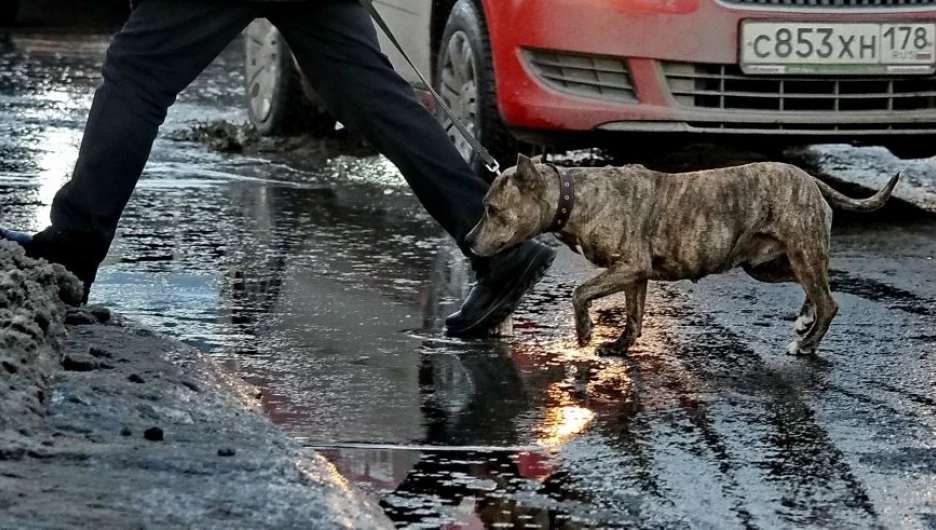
[0,241,81,436]
[0,243,392,529]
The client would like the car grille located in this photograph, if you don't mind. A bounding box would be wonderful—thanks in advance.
[718,0,936,8]
[524,49,637,104]
[663,62,936,112]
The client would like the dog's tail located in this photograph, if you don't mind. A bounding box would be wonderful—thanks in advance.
[814,173,900,212]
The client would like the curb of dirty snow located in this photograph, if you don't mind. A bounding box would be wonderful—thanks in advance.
[795,145,936,213]
[0,241,393,529]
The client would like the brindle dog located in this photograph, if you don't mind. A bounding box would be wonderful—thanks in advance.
[466,154,899,356]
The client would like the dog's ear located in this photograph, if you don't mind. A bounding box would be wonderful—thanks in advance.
[517,153,539,173]
[529,154,543,164]
[514,154,543,192]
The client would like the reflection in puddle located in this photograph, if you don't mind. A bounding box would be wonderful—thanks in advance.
[536,403,596,453]
[315,446,591,529]
[290,300,643,527]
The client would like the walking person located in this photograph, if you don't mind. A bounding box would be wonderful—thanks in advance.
[1,0,555,336]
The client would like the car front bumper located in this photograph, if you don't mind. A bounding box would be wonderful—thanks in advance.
[484,0,936,137]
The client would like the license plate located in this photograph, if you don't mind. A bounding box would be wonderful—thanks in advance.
[740,22,936,75]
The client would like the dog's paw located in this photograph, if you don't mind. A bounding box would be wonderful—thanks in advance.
[786,341,817,356]
[793,314,815,336]
[577,327,592,347]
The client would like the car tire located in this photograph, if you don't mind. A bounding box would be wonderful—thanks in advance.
[0,0,20,26]
[436,0,519,180]
[886,140,936,160]
[244,19,334,136]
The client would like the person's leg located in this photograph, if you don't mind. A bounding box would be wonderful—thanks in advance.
[4,2,259,301]
[273,1,484,245]
[269,0,555,335]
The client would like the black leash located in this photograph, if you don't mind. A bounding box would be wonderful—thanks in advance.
[360,0,501,176]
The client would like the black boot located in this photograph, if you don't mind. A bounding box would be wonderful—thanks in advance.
[445,240,556,336]
[1,227,105,305]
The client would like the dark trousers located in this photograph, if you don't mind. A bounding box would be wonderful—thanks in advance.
[51,0,488,263]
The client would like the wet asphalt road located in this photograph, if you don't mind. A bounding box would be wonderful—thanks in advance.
[2,30,936,529]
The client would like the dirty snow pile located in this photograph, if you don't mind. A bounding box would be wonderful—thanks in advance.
[0,240,393,528]
[0,240,82,434]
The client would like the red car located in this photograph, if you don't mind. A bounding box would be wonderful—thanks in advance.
[244,0,936,174]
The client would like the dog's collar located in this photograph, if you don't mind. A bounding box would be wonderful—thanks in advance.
[547,164,574,233]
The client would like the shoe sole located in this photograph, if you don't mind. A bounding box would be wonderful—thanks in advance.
[445,246,556,336]
[0,228,32,246]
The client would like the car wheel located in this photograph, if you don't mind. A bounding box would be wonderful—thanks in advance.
[886,140,936,160]
[436,0,519,180]
[244,19,334,136]
[0,0,20,26]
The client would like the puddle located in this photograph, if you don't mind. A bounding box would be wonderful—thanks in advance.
[312,446,587,530]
